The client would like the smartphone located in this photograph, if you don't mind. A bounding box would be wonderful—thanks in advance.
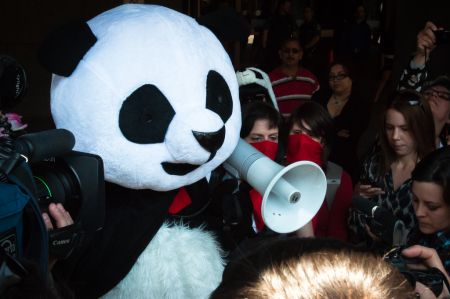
[360,178,383,188]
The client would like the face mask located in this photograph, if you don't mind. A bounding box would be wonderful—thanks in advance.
[250,140,278,161]
[286,133,323,166]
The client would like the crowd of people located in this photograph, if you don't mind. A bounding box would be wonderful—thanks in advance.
[207,6,450,297]
[1,1,449,298]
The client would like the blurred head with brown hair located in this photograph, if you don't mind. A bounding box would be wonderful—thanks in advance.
[211,238,415,299]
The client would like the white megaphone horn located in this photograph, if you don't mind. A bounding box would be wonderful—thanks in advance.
[224,139,327,233]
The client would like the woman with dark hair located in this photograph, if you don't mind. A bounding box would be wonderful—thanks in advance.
[408,147,450,275]
[286,101,353,241]
[240,102,315,237]
[286,101,334,165]
[352,90,435,246]
[209,102,284,251]
[240,101,282,145]
[312,61,370,179]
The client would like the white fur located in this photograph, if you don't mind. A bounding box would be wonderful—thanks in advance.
[50,4,241,191]
[101,223,225,299]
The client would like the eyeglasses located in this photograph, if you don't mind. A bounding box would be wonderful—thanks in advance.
[281,48,301,54]
[423,88,450,101]
[328,73,348,81]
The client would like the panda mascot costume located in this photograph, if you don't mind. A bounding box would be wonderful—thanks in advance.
[38,4,242,298]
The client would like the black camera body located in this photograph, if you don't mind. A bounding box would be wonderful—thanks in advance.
[31,150,105,258]
[384,247,447,297]
[435,29,450,45]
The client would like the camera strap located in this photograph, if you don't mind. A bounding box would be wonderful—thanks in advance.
[0,137,22,181]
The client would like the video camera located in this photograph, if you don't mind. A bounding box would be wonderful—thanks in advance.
[0,55,105,287]
[0,129,105,286]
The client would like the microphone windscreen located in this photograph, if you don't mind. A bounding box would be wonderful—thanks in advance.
[16,129,75,162]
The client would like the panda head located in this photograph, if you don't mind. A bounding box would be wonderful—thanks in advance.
[40,4,241,191]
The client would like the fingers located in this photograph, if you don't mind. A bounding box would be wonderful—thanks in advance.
[425,21,439,32]
[364,224,381,242]
[402,245,436,259]
[417,21,438,51]
[402,245,444,272]
[42,212,54,230]
[48,203,74,228]
[358,184,385,198]
[403,245,450,297]
[403,245,450,298]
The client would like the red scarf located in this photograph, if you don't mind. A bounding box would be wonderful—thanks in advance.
[286,133,323,166]
[250,140,278,160]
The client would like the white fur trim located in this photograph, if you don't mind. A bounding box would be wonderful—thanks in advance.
[101,223,225,299]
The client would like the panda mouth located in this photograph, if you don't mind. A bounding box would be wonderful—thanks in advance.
[162,162,200,176]
[161,153,216,176]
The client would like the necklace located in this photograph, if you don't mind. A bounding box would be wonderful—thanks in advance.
[332,94,348,106]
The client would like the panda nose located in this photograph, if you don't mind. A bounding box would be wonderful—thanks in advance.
[192,126,225,153]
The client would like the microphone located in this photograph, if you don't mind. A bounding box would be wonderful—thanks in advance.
[15,129,75,163]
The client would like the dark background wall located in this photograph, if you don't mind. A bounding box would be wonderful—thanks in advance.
[1,0,449,133]
[391,0,450,89]
[0,0,183,132]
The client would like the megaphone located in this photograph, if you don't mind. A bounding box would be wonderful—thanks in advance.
[224,139,327,233]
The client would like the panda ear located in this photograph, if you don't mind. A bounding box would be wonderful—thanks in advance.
[38,20,97,77]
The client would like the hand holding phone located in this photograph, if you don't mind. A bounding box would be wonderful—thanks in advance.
[358,177,385,198]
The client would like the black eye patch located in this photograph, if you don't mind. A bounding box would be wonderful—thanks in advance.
[206,70,233,123]
[119,84,175,144]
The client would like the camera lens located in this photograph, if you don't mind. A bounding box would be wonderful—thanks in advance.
[32,160,81,219]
